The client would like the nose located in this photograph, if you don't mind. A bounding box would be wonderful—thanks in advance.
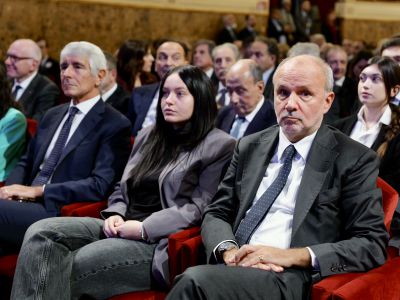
[61,64,73,78]
[164,92,175,105]
[285,93,298,111]
[4,56,12,65]
[230,91,239,104]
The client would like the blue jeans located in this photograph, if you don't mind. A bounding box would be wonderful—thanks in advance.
[11,217,156,300]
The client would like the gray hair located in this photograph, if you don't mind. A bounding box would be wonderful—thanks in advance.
[247,60,263,83]
[275,55,334,92]
[288,42,320,58]
[212,43,240,61]
[60,41,107,76]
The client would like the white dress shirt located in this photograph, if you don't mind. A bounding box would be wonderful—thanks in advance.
[262,68,274,85]
[12,71,38,101]
[350,105,391,148]
[230,97,265,139]
[142,88,160,129]
[101,83,118,102]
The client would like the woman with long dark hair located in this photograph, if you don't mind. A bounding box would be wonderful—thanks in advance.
[11,65,236,299]
[0,62,26,181]
[334,56,400,192]
[117,39,157,91]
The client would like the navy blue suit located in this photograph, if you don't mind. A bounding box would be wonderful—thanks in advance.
[216,99,277,138]
[128,83,159,136]
[1,99,131,247]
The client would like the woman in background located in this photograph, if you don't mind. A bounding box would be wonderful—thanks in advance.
[11,65,235,299]
[0,62,26,182]
[117,39,157,91]
[334,56,400,192]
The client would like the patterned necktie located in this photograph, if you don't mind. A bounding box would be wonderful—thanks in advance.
[217,88,227,108]
[12,85,21,100]
[31,106,79,186]
[235,144,296,246]
[230,117,246,139]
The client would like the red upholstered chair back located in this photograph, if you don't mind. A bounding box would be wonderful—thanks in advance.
[377,177,399,233]
[26,118,38,138]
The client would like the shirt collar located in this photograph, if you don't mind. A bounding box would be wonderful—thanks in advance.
[278,128,318,162]
[262,67,274,83]
[101,83,118,101]
[237,96,264,123]
[14,71,38,89]
[335,76,345,87]
[357,104,392,127]
[69,95,101,116]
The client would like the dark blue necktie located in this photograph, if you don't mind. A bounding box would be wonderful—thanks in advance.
[12,85,21,100]
[235,144,296,246]
[31,106,79,186]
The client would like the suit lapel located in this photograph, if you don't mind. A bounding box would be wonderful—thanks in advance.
[291,125,339,239]
[57,100,104,164]
[32,105,69,173]
[19,74,39,108]
[371,125,386,151]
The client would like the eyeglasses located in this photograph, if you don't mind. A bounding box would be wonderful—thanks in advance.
[6,54,35,63]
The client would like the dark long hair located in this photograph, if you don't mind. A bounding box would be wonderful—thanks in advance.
[117,40,149,91]
[0,62,21,119]
[131,65,217,186]
[366,56,400,157]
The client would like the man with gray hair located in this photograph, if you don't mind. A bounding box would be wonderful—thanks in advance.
[216,59,276,139]
[5,38,60,121]
[0,41,131,248]
[167,55,387,299]
[212,43,240,109]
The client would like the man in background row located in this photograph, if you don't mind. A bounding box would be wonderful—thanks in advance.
[5,39,60,121]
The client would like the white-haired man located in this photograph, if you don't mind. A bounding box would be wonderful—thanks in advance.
[0,41,131,248]
[5,38,60,121]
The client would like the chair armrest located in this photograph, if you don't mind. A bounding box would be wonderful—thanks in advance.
[168,227,201,283]
[332,257,400,300]
[60,201,107,218]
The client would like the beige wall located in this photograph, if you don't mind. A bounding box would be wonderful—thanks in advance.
[0,0,268,58]
[336,1,400,44]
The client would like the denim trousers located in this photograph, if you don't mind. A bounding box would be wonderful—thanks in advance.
[11,217,157,300]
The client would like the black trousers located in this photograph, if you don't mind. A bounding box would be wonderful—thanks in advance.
[167,265,312,300]
[0,199,56,248]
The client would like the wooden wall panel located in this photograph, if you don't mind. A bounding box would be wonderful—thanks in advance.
[0,0,267,59]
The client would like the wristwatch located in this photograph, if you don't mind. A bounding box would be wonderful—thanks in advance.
[217,241,238,263]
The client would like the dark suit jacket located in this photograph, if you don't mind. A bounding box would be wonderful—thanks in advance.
[18,73,60,121]
[267,19,286,43]
[216,27,238,45]
[333,114,400,193]
[105,84,130,116]
[128,82,159,136]
[202,125,387,279]
[324,77,359,124]
[6,100,131,214]
[216,99,277,138]
[237,27,257,42]
[263,68,276,102]
[39,56,61,86]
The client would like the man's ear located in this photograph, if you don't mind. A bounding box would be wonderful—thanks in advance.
[322,91,335,114]
[95,69,106,87]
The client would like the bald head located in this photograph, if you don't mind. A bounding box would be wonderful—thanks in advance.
[5,39,42,81]
[226,59,264,116]
[273,55,335,142]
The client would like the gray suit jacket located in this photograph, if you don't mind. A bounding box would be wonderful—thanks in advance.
[101,126,236,286]
[202,124,388,280]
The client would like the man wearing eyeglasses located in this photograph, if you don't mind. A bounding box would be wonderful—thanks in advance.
[5,39,59,121]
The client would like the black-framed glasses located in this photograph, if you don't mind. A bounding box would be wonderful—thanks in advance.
[6,54,35,63]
